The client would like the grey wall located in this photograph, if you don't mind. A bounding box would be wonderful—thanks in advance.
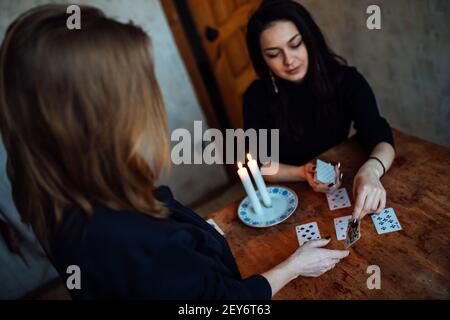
[298,0,450,147]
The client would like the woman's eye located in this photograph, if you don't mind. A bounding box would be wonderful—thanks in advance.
[291,40,303,48]
[266,52,279,59]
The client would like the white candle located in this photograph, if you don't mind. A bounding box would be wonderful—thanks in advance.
[246,154,272,207]
[237,162,263,215]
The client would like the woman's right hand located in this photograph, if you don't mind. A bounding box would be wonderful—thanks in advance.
[261,238,350,296]
[301,162,342,193]
[287,238,349,277]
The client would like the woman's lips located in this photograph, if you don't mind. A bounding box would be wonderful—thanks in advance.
[286,65,301,75]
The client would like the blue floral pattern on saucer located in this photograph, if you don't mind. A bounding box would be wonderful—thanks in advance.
[237,186,298,228]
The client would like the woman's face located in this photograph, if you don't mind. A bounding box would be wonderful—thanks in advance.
[260,20,308,82]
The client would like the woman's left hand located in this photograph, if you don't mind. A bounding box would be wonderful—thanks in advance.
[352,167,386,220]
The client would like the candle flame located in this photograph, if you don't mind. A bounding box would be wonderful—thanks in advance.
[238,162,243,169]
[247,153,253,161]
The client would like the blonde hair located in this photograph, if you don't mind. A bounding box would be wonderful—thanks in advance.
[0,5,169,249]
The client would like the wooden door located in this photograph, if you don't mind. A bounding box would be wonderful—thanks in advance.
[185,0,261,129]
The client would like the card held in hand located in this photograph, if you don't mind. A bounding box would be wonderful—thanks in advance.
[316,159,336,184]
[345,219,361,248]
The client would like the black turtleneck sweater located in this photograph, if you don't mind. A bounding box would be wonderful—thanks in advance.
[243,65,394,165]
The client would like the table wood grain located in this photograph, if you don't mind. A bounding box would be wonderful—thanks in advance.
[208,129,450,299]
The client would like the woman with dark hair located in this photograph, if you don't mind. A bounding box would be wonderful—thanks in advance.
[244,0,396,221]
[0,4,349,299]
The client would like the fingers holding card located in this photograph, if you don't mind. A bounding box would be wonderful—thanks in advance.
[332,208,401,245]
[301,164,401,249]
[316,159,336,184]
[345,219,361,248]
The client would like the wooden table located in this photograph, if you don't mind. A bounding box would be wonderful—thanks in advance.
[208,129,450,299]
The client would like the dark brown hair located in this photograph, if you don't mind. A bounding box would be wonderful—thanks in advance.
[246,0,347,138]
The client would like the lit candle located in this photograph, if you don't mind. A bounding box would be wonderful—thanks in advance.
[246,154,272,207]
[237,162,263,215]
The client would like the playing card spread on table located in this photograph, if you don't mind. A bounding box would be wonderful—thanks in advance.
[316,159,336,184]
[326,188,351,211]
[371,207,402,235]
[334,215,352,240]
[206,218,225,236]
[296,222,321,246]
[345,219,361,248]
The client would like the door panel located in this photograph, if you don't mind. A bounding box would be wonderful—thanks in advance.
[186,0,261,129]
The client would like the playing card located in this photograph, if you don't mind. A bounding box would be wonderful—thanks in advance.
[206,218,225,236]
[316,159,336,184]
[296,222,321,246]
[345,219,361,248]
[326,188,351,211]
[333,215,352,240]
[371,207,402,235]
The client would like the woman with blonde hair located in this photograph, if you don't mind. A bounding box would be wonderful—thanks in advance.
[0,5,348,299]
